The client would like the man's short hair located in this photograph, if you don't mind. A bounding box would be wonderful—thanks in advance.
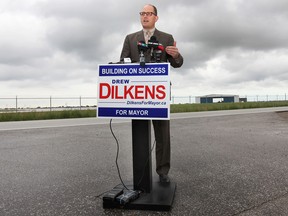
[149,4,158,16]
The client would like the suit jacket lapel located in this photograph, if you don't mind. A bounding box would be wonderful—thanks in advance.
[153,28,160,40]
[136,30,145,43]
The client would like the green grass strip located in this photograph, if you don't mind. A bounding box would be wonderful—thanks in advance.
[1,101,288,122]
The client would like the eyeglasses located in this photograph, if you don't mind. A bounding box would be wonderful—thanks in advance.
[139,12,156,16]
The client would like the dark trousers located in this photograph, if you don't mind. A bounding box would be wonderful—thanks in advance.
[152,120,171,175]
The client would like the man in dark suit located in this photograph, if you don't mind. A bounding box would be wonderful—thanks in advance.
[120,4,183,183]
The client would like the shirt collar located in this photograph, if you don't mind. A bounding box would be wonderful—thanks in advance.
[143,28,155,34]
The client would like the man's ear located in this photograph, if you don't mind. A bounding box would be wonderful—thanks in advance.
[155,16,159,22]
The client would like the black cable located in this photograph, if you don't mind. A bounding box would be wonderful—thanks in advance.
[109,119,157,193]
[109,119,129,191]
[96,120,156,199]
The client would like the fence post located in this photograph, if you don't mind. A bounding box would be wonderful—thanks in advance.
[80,96,82,110]
[50,96,52,112]
[16,95,18,113]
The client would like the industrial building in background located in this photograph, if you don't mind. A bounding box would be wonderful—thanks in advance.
[196,94,242,103]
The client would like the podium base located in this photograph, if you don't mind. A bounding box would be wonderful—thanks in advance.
[103,182,176,211]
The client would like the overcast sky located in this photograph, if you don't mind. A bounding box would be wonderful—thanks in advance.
[1,0,288,98]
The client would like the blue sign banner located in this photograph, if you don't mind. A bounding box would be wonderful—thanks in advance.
[99,63,169,76]
[97,63,170,120]
[98,107,168,118]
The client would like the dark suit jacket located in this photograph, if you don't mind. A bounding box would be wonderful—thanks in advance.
[120,29,183,68]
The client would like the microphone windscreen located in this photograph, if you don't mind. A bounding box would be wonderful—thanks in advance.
[137,41,148,52]
[158,45,165,51]
[150,36,157,41]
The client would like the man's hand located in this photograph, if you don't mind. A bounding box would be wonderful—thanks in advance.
[165,41,180,59]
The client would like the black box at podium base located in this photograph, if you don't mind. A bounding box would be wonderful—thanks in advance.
[103,181,176,211]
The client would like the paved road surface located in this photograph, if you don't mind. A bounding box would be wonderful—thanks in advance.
[1,107,288,215]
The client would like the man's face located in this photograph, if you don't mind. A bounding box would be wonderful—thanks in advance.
[140,5,158,29]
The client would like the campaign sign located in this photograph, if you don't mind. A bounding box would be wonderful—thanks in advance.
[97,63,170,120]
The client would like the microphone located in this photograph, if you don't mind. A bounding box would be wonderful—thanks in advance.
[148,36,157,62]
[154,43,164,63]
[147,36,159,48]
[157,44,164,51]
[137,41,148,66]
[148,36,165,62]
[137,41,149,51]
[148,36,157,54]
[148,36,164,63]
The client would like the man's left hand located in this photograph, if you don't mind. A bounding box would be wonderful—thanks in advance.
[165,41,180,59]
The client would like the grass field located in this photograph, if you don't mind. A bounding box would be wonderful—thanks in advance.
[1,101,288,122]
[170,101,288,112]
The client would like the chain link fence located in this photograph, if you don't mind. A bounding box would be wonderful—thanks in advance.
[0,96,97,113]
[0,94,287,113]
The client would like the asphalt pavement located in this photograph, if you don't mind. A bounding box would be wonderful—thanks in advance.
[0,107,288,216]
